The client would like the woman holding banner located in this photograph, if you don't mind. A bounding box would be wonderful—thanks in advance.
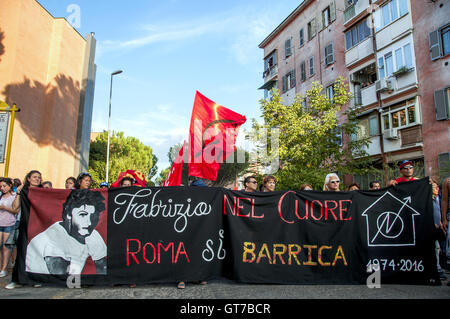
[6,170,43,289]
[323,173,341,192]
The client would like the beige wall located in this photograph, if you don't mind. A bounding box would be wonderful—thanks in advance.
[0,0,90,188]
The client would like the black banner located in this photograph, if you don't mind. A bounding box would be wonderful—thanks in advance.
[13,178,438,286]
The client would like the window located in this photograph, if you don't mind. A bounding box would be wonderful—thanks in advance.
[429,24,450,60]
[300,61,306,82]
[325,43,334,66]
[375,0,409,31]
[369,116,379,136]
[352,115,379,141]
[308,19,316,41]
[326,84,334,101]
[299,28,305,47]
[282,70,296,93]
[382,98,419,130]
[385,52,393,77]
[378,43,414,78]
[345,19,371,50]
[378,57,385,79]
[442,26,450,56]
[309,56,315,76]
[323,7,330,28]
[285,38,292,58]
[264,51,277,73]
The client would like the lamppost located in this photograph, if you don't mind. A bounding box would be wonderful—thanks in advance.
[105,70,123,184]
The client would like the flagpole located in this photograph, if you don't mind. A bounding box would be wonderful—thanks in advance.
[106,70,123,183]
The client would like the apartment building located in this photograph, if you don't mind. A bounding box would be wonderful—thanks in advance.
[0,0,97,187]
[258,0,450,186]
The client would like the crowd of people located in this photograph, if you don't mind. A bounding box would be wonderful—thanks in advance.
[0,158,448,289]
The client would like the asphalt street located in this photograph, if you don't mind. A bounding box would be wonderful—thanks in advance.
[0,268,449,299]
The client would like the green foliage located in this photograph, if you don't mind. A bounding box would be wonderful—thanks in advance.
[88,131,156,187]
[251,77,375,190]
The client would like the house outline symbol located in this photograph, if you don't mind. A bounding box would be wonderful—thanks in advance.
[361,191,420,247]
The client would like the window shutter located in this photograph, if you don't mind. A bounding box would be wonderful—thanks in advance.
[325,43,334,65]
[330,0,336,22]
[285,38,292,57]
[317,12,323,32]
[438,152,450,175]
[282,75,287,93]
[290,70,296,88]
[434,89,449,120]
[299,29,304,46]
[301,61,306,81]
[429,30,442,61]
[311,18,317,38]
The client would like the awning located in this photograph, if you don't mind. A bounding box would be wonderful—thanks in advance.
[258,79,277,90]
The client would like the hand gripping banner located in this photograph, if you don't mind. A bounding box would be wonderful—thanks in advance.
[12,178,438,286]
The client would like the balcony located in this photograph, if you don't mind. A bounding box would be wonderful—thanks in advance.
[263,65,278,82]
[350,63,378,107]
[345,37,374,67]
[344,0,370,25]
[259,65,278,92]
[378,70,418,100]
[375,13,412,50]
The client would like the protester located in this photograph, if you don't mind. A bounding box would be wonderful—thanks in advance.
[441,176,450,275]
[7,179,22,269]
[177,177,208,289]
[369,181,381,190]
[99,182,109,189]
[432,178,447,282]
[75,172,93,190]
[0,178,18,277]
[243,176,258,192]
[7,170,43,289]
[120,177,134,187]
[261,175,276,192]
[12,179,21,193]
[299,184,313,191]
[347,183,360,191]
[65,177,76,190]
[388,160,416,186]
[323,173,340,191]
[42,181,52,189]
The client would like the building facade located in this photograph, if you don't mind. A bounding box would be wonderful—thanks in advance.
[0,0,96,187]
[259,0,450,187]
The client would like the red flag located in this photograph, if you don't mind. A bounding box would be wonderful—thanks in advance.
[110,170,147,188]
[163,141,185,186]
[188,91,246,181]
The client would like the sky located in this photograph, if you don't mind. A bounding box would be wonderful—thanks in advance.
[37,0,302,180]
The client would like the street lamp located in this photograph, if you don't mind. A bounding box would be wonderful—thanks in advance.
[106,70,123,184]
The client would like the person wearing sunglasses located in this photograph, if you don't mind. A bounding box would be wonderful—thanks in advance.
[388,160,416,186]
[243,176,258,192]
[323,173,341,191]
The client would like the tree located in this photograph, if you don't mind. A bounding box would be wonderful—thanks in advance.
[89,131,156,187]
[250,77,374,190]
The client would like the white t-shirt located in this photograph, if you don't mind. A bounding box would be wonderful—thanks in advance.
[26,222,106,275]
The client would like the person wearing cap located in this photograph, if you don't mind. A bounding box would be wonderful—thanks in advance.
[99,182,109,189]
[388,160,416,186]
